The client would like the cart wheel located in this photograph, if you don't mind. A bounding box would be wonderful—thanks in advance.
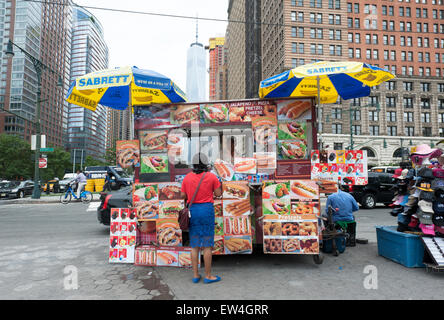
[333,249,339,256]
[313,253,324,264]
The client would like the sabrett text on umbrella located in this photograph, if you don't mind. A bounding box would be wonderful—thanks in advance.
[78,75,130,87]
[68,93,97,108]
[306,66,347,75]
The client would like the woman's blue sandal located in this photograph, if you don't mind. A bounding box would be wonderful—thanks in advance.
[192,275,201,283]
[203,276,221,284]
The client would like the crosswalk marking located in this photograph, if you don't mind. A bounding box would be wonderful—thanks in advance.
[86,202,101,212]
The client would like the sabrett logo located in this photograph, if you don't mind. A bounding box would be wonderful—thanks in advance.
[306,66,347,74]
[78,75,130,87]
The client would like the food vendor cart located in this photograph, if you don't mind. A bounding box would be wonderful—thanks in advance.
[111,97,331,266]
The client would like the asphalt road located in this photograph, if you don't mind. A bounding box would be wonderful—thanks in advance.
[0,202,443,300]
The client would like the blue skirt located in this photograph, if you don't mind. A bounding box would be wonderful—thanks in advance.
[189,203,215,248]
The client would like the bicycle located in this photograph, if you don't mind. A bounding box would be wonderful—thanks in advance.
[60,182,93,204]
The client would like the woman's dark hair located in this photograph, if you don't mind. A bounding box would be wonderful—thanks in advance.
[192,153,209,174]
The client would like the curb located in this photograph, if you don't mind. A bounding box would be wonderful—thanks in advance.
[0,199,100,205]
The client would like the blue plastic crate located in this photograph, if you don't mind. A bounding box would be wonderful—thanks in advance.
[322,235,347,254]
[376,226,425,268]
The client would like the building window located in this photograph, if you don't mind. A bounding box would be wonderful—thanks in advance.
[388,126,397,136]
[331,108,342,119]
[369,125,380,136]
[440,128,444,138]
[421,83,431,92]
[405,127,415,136]
[369,110,379,122]
[403,97,413,108]
[404,82,413,91]
[421,98,431,109]
[351,109,361,121]
[386,111,397,122]
[386,81,396,90]
[404,112,414,122]
[439,84,444,93]
[423,127,432,137]
[332,123,342,134]
[439,99,444,109]
[438,113,444,123]
[422,112,431,123]
[352,125,361,135]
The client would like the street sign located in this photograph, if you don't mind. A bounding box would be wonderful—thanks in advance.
[40,147,54,152]
[39,158,47,169]
[31,135,46,150]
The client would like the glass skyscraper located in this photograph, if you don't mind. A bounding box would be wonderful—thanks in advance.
[68,6,109,163]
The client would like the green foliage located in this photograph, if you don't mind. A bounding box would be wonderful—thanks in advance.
[40,147,72,181]
[0,134,33,180]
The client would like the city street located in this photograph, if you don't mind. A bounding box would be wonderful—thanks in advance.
[0,201,443,300]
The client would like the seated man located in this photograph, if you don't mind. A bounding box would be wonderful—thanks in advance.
[324,186,359,246]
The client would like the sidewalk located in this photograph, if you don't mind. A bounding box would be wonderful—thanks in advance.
[0,194,100,205]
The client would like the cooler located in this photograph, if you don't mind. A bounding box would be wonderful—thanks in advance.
[376,226,425,268]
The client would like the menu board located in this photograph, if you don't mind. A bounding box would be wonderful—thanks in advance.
[109,208,137,263]
[212,181,253,255]
[262,180,320,254]
[310,149,368,185]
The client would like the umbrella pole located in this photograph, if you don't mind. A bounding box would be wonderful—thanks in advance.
[316,75,321,149]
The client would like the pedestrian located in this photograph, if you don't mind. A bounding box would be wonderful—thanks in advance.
[324,185,359,246]
[75,169,87,199]
[103,172,112,192]
[180,153,222,284]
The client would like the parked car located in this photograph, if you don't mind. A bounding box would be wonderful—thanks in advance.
[97,186,132,226]
[59,173,77,192]
[0,180,35,199]
[341,172,397,209]
[369,166,398,174]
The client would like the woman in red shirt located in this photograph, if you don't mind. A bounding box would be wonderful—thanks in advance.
[181,153,222,284]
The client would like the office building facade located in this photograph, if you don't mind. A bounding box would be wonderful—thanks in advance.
[68,6,109,162]
[0,0,71,147]
[226,0,444,165]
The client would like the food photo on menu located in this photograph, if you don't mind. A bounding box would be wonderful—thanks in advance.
[278,139,308,160]
[277,99,312,121]
[140,154,169,173]
[201,103,229,123]
[170,104,200,124]
[139,129,168,153]
[116,140,140,169]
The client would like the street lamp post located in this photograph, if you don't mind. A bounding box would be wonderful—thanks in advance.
[5,40,62,199]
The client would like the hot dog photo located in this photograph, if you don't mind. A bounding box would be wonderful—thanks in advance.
[234,157,257,174]
[158,182,181,200]
[222,181,249,200]
[212,159,234,181]
[277,99,312,121]
[290,180,319,200]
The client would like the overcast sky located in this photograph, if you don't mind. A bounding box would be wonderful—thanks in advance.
[75,0,229,100]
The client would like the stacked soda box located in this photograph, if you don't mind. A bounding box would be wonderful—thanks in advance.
[109,208,137,263]
[262,180,320,254]
[213,181,254,255]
